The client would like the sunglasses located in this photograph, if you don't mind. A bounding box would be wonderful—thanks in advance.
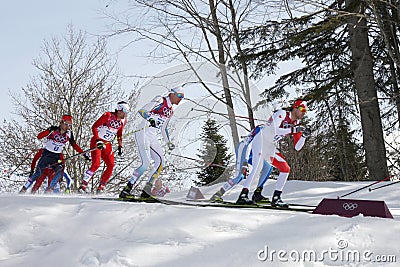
[175,92,184,99]
[297,106,307,113]
[63,121,72,127]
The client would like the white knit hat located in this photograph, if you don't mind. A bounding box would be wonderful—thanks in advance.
[171,86,184,94]
[116,101,130,113]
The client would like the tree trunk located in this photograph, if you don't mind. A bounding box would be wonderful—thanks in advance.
[209,0,240,147]
[346,0,389,180]
[227,0,255,130]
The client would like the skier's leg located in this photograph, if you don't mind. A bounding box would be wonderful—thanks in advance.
[120,130,151,198]
[140,140,164,198]
[97,144,115,192]
[210,141,250,201]
[252,160,273,203]
[270,152,290,208]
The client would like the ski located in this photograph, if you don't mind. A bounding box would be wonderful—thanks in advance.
[187,198,317,209]
[160,199,314,213]
[93,196,314,212]
[92,196,161,203]
[175,199,314,212]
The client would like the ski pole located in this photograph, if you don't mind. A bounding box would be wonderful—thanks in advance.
[338,175,393,199]
[7,150,36,178]
[56,138,118,165]
[123,125,150,137]
[170,153,227,168]
[369,179,400,192]
[190,107,267,122]
[47,146,99,168]
[60,147,98,162]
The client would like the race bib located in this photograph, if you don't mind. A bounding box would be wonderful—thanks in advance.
[98,126,117,141]
[45,140,64,153]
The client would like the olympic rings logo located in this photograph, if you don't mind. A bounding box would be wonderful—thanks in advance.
[54,135,67,143]
[342,202,358,211]
[282,121,292,129]
[163,107,173,117]
[110,120,122,129]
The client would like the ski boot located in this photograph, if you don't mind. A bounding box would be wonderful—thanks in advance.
[78,180,89,194]
[209,188,225,203]
[78,185,89,194]
[138,182,159,202]
[271,190,289,208]
[236,188,255,205]
[252,187,270,204]
[19,186,27,194]
[96,184,105,195]
[78,186,88,194]
[44,187,53,194]
[119,183,134,198]
[140,182,153,199]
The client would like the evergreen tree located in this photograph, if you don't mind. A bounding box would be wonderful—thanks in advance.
[238,1,387,180]
[196,118,232,185]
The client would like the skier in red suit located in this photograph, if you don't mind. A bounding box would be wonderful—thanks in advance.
[79,101,129,193]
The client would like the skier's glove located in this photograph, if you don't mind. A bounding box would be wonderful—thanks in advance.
[96,139,105,150]
[47,125,58,132]
[83,153,91,162]
[117,146,123,156]
[167,142,175,150]
[302,127,312,138]
[291,125,305,134]
[148,118,157,128]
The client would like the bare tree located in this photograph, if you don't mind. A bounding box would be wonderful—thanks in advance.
[0,25,131,192]
[224,0,256,130]
[104,0,274,147]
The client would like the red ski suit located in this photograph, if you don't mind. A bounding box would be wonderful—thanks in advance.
[85,111,126,186]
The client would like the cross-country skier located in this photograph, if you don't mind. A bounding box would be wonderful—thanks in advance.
[30,148,83,194]
[236,99,311,207]
[30,148,60,194]
[119,87,184,199]
[209,125,273,203]
[49,170,72,193]
[19,115,85,193]
[78,101,129,193]
[31,168,73,194]
[29,148,77,194]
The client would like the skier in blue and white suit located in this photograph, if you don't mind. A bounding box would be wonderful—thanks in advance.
[209,124,273,202]
[119,87,184,198]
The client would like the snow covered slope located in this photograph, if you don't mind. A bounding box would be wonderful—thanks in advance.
[0,180,399,267]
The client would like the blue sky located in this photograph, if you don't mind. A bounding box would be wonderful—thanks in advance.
[0,0,295,123]
[0,0,161,122]
[1,1,110,120]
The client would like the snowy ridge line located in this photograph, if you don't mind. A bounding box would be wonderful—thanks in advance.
[91,196,315,213]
